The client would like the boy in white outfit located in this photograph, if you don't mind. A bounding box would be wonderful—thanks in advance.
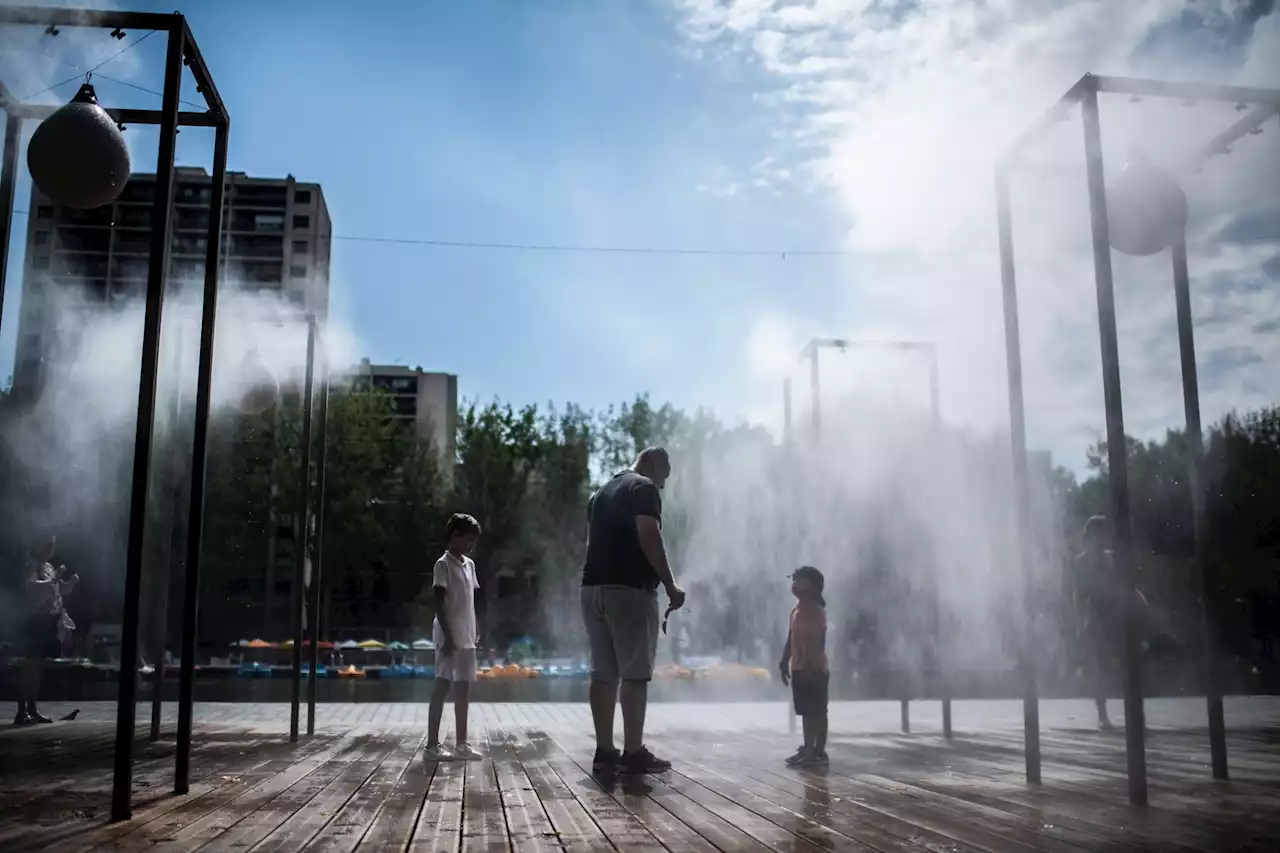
[424,514,483,761]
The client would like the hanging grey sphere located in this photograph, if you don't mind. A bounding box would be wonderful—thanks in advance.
[1106,155,1187,257]
[234,350,280,416]
[27,82,132,210]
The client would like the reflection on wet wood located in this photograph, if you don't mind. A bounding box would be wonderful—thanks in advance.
[0,700,1277,851]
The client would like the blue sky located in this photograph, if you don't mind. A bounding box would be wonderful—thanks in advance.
[2,0,1278,469]
[1,0,848,424]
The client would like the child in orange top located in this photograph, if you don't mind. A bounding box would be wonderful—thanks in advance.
[779,565,829,767]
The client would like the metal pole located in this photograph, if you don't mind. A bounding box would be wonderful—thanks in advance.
[150,332,185,742]
[1171,233,1228,779]
[289,317,317,742]
[782,378,792,446]
[175,119,228,795]
[1081,84,1147,806]
[113,25,184,824]
[0,115,19,339]
[306,359,329,736]
[995,164,1041,785]
[809,347,821,435]
[928,349,952,740]
[781,375,797,735]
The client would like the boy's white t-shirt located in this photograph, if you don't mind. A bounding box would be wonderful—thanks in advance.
[432,551,479,651]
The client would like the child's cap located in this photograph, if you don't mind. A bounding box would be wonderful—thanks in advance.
[792,565,824,592]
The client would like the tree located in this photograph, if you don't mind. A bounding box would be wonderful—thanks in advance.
[451,401,543,647]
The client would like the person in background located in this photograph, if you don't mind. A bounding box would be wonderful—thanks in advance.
[1074,514,1135,732]
[779,565,830,767]
[423,514,483,761]
[18,534,77,726]
[581,447,686,776]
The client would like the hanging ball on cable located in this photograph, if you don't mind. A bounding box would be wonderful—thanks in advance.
[234,350,279,416]
[27,82,132,210]
[1106,154,1188,257]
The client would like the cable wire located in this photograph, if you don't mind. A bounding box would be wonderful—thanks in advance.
[9,209,850,257]
[324,233,851,257]
[18,29,171,102]
[1,35,205,109]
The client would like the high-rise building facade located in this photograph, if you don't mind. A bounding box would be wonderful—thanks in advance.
[14,167,330,397]
[10,169,331,647]
[350,360,458,467]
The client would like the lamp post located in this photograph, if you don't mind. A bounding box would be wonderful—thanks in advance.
[994,72,1274,803]
[787,338,949,739]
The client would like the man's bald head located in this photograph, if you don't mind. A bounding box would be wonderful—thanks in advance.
[633,446,671,489]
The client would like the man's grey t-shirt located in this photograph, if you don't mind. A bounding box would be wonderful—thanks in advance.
[581,471,662,589]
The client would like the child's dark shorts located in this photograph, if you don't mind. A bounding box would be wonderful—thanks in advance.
[791,670,829,717]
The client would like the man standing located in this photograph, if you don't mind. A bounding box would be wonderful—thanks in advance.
[581,447,686,774]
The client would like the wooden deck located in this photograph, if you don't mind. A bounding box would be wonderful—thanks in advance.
[1,699,1278,851]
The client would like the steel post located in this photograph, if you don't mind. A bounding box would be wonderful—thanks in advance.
[1171,234,1228,779]
[928,350,952,740]
[306,359,330,736]
[113,25,185,824]
[995,165,1042,785]
[1081,84,1148,806]
[175,119,229,795]
[0,115,19,344]
[809,347,821,435]
[150,332,186,743]
[289,317,317,742]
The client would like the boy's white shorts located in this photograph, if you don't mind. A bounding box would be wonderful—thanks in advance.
[435,648,478,682]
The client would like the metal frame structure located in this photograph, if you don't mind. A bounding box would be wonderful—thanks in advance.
[996,72,1280,805]
[784,338,948,739]
[285,313,332,743]
[0,7,229,823]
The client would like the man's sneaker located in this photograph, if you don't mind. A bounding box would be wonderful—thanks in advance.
[593,746,621,774]
[423,743,454,762]
[453,742,483,761]
[620,746,671,775]
[797,751,829,768]
[785,746,811,766]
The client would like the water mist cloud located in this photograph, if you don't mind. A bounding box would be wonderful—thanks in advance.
[678,0,1280,471]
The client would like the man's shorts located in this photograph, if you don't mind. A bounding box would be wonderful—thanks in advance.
[435,648,478,682]
[580,585,659,682]
[791,670,830,717]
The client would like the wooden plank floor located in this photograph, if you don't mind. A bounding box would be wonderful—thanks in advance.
[0,700,1277,851]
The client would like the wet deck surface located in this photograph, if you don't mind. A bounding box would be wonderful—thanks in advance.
[0,699,1278,851]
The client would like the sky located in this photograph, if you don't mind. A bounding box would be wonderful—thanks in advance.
[1,0,1277,472]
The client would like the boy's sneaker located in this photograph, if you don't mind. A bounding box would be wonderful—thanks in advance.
[620,746,671,775]
[797,751,829,768]
[593,746,621,774]
[423,743,454,762]
[453,742,483,761]
[785,746,811,766]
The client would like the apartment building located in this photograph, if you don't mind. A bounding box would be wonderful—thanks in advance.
[349,360,458,466]
[14,167,330,397]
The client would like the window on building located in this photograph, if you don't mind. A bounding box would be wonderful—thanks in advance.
[290,264,307,278]
[33,231,49,246]
[293,214,310,229]
[292,239,308,253]
[36,205,54,220]
[253,213,284,232]
[294,189,312,205]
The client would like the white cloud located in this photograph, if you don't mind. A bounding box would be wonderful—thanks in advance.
[674,0,1280,469]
